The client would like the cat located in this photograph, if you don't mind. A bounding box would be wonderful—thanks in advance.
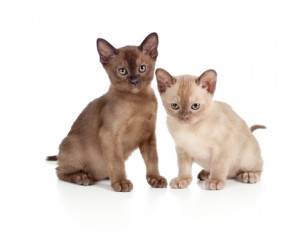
[47,33,167,192]
[155,68,265,190]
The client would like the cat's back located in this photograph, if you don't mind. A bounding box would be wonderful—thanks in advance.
[68,95,108,137]
[213,100,250,132]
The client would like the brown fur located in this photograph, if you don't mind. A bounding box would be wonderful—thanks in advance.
[46,155,58,161]
[156,68,264,190]
[250,124,266,132]
[48,33,167,192]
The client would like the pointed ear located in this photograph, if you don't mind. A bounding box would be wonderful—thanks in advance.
[155,68,175,93]
[139,32,158,59]
[196,69,217,94]
[96,38,117,65]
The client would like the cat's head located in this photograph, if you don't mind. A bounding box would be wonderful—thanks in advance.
[96,33,158,94]
[155,68,217,123]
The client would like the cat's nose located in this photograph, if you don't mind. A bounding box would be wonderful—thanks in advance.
[179,113,190,121]
[129,76,138,85]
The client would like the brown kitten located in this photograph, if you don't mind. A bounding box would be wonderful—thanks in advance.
[48,33,167,192]
[156,68,264,190]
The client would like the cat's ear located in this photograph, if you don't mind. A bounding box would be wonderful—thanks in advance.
[96,38,117,65]
[139,32,158,59]
[155,68,175,93]
[197,70,217,94]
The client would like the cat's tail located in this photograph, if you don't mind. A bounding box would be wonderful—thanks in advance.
[46,155,58,161]
[250,124,266,132]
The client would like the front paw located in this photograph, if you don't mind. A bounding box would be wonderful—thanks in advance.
[170,177,192,189]
[204,179,225,190]
[112,179,133,192]
[147,176,167,188]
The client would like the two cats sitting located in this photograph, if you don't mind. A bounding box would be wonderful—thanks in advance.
[48,33,264,192]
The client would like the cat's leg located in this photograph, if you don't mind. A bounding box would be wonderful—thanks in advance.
[197,169,210,181]
[236,160,263,184]
[106,154,133,192]
[204,157,230,190]
[56,136,95,186]
[139,135,167,188]
[108,159,133,192]
[235,150,263,184]
[101,131,133,192]
[236,171,261,183]
[170,147,193,189]
[57,169,95,186]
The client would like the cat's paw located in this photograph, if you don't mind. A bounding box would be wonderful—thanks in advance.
[236,172,261,184]
[204,179,225,190]
[197,169,210,181]
[170,177,192,189]
[147,176,167,188]
[73,172,95,186]
[112,179,133,192]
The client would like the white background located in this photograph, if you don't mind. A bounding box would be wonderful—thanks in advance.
[1,0,299,250]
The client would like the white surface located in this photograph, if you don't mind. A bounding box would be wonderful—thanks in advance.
[1,0,299,250]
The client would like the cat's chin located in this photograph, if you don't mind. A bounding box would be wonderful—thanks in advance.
[176,117,200,125]
[177,118,191,123]
[128,83,149,94]
[113,84,144,94]
[131,87,141,94]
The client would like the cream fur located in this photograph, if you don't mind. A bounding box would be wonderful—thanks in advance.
[156,69,263,190]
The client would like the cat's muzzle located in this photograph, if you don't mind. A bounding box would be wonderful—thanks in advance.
[129,76,139,85]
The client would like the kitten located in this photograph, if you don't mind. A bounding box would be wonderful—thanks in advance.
[155,68,264,190]
[48,33,167,192]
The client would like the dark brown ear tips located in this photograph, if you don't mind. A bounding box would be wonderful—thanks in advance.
[140,32,159,59]
[197,69,217,94]
[96,38,117,64]
[155,68,174,93]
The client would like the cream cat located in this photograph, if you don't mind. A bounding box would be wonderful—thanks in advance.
[156,68,264,190]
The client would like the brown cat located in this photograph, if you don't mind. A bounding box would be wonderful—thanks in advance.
[48,33,167,192]
[155,68,264,190]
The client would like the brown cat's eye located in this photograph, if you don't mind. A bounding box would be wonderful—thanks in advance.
[118,68,128,75]
[191,103,200,110]
[139,65,147,73]
[171,103,179,110]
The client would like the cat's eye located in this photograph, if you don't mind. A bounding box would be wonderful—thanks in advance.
[191,103,200,110]
[139,65,147,73]
[171,103,179,110]
[118,68,128,75]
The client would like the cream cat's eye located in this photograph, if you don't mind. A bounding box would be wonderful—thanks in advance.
[118,68,127,75]
[171,103,179,110]
[191,103,200,110]
[139,65,147,73]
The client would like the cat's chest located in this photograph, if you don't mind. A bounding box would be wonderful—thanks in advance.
[117,99,156,139]
[168,120,212,161]
[126,108,155,129]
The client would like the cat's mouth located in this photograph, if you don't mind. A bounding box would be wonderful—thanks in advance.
[128,83,144,94]
[178,116,191,122]
[127,79,145,93]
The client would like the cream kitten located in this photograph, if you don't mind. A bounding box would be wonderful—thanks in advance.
[155,68,264,190]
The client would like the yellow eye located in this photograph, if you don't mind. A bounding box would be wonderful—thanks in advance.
[118,68,127,75]
[139,65,146,73]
